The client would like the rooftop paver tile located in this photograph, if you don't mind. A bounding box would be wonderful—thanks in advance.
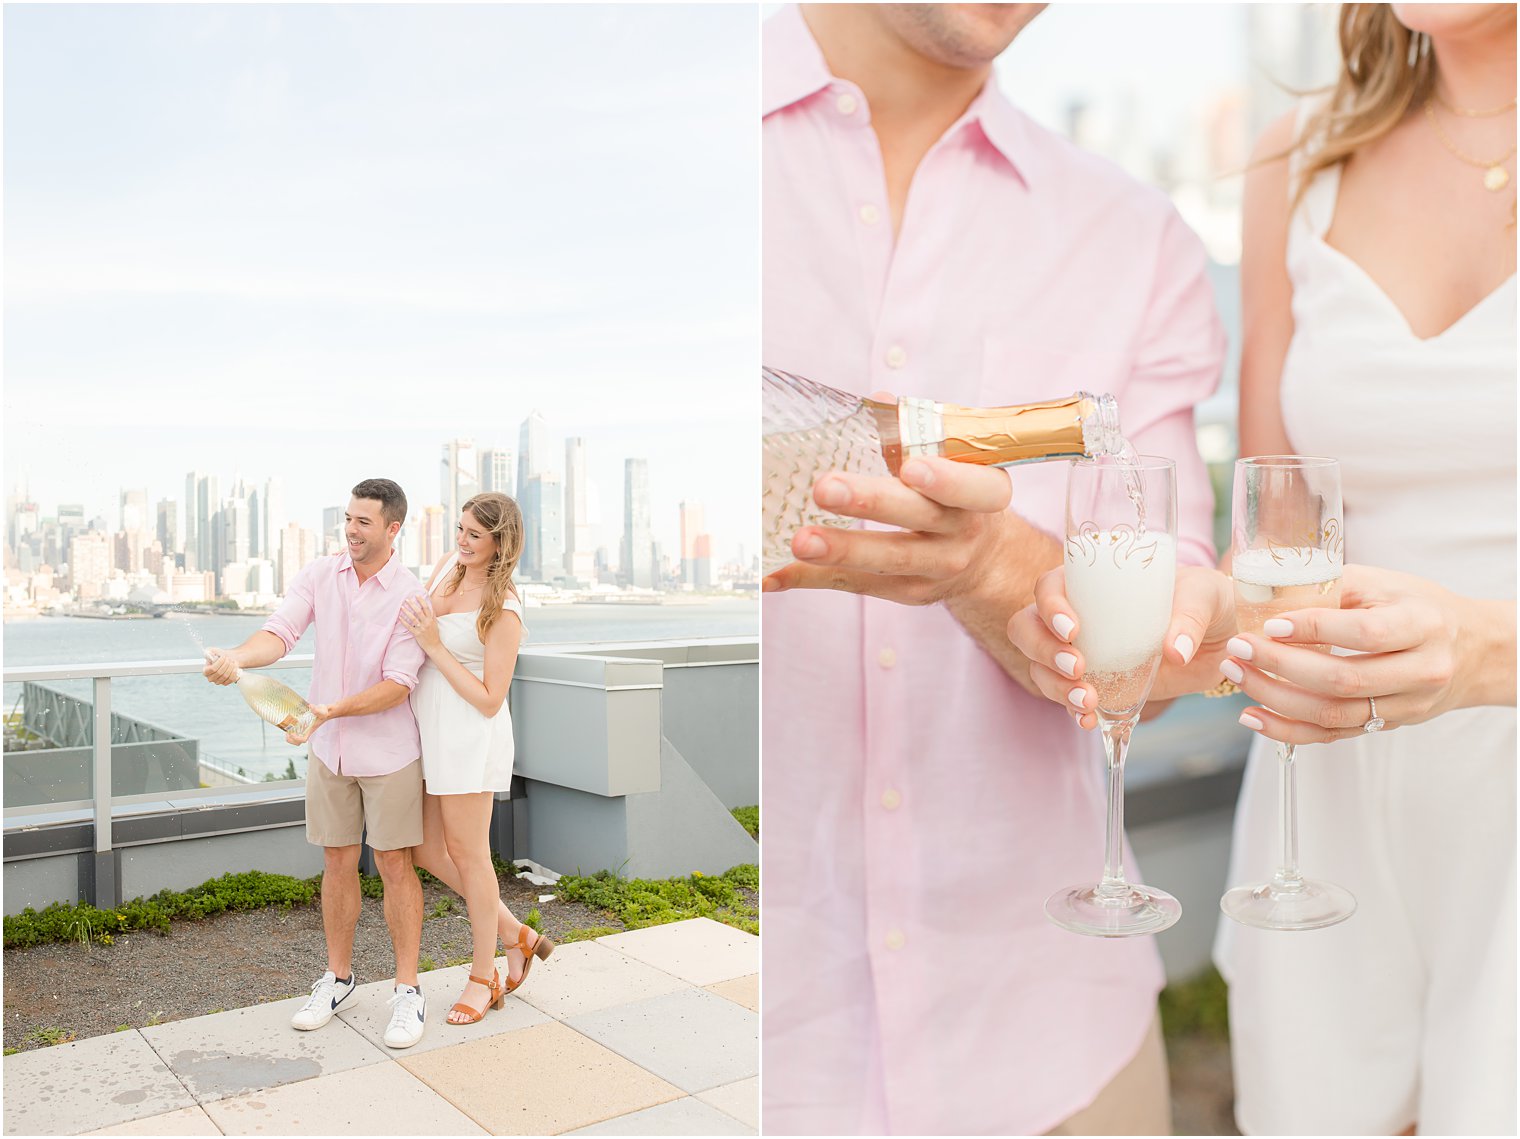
[339,966,550,1056]
[566,1096,754,1135]
[510,941,689,1021]
[564,987,757,1094]
[399,1019,682,1135]
[142,998,388,1103]
[596,919,758,986]
[696,1076,759,1129]
[3,1031,197,1136]
[204,1058,487,1135]
[82,1105,222,1136]
[703,974,759,1012]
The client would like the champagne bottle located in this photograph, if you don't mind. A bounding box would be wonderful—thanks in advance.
[762,367,1123,574]
[209,652,318,737]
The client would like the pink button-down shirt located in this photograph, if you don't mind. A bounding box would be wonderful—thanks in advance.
[761,8,1225,1134]
[263,550,427,778]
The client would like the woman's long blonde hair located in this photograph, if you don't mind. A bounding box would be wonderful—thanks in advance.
[443,492,524,643]
[1290,5,1435,208]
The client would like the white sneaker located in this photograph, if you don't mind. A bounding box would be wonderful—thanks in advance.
[291,970,357,1031]
[384,984,427,1049]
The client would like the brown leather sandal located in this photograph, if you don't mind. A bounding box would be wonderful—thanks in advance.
[448,969,503,1025]
[504,924,556,994]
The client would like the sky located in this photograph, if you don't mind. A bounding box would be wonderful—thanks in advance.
[4,4,759,563]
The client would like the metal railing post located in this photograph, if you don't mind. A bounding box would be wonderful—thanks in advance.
[92,676,118,908]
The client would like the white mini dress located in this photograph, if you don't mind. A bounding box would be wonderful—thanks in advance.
[1213,98,1517,1136]
[410,556,526,796]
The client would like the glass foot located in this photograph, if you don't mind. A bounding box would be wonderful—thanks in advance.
[1045,883,1182,938]
[1220,879,1356,931]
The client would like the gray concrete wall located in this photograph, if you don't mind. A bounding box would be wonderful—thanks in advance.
[624,738,758,878]
[3,856,79,915]
[118,826,323,898]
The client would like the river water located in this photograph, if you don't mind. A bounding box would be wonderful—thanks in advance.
[3,602,757,781]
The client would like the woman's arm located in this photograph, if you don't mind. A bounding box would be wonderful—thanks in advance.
[402,595,523,718]
[1237,110,1299,461]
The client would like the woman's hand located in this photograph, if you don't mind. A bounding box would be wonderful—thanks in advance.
[399,595,442,653]
[1008,565,1238,730]
[1223,564,1513,744]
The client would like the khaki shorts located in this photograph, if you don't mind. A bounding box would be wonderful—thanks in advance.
[305,756,423,851]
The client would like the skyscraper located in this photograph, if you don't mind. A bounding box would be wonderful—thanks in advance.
[184,472,200,571]
[528,472,564,583]
[679,500,705,585]
[517,412,547,500]
[482,448,515,498]
[156,499,178,559]
[564,437,594,579]
[622,458,653,589]
[441,439,480,524]
[196,474,220,577]
[421,505,448,568]
[322,506,345,556]
[262,478,284,564]
[120,488,148,533]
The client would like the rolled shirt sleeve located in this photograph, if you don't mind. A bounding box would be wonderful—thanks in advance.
[262,560,317,653]
[380,586,428,691]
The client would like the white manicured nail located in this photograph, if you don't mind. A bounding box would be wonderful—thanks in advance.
[1264,618,1294,638]
[1054,652,1078,679]
[1068,687,1089,709]
[1219,659,1244,684]
[1239,712,1264,731]
[1226,637,1253,661]
[1173,633,1195,664]
[1052,613,1076,640]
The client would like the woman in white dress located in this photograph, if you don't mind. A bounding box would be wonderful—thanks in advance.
[399,492,555,1024]
[1011,4,1515,1132]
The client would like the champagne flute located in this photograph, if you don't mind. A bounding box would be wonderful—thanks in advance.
[1045,456,1182,937]
[1221,455,1356,930]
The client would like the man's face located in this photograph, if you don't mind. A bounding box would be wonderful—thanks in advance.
[344,496,398,566]
[874,4,1046,68]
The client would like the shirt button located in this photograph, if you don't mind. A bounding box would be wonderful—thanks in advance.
[885,345,907,369]
[884,930,906,951]
[836,92,859,115]
[877,647,896,669]
[858,203,881,225]
[881,788,902,810]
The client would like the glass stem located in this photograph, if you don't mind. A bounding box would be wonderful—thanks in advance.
[1097,714,1138,898]
[1274,741,1304,891]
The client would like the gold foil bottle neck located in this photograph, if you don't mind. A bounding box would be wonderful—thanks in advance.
[936,394,1095,466]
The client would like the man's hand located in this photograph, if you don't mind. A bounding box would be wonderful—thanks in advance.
[202,649,242,686]
[763,457,1015,605]
[285,703,334,746]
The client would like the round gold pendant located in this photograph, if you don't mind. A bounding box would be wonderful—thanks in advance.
[1484,165,1509,191]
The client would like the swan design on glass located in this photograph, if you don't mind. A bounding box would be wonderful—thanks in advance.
[1266,518,1344,566]
[1066,523,1159,570]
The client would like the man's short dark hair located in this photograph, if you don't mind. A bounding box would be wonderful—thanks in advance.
[351,478,407,526]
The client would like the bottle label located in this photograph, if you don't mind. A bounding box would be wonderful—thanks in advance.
[277,714,297,731]
[898,398,945,461]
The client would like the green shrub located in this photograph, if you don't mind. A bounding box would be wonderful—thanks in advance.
[3,871,322,949]
[1159,966,1230,1042]
[555,864,758,936]
[730,805,759,839]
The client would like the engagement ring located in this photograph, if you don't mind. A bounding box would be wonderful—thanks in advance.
[1363,696,1385,734]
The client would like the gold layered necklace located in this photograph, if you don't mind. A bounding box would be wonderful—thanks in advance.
[1424,90,1518,192]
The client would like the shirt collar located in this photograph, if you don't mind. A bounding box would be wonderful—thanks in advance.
[337,548,400,588]
[762,4,1036,189]
[761,5,834,118]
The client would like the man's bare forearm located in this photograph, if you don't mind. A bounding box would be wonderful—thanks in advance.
[944,513,1063,694]
[226,631,287,669]
[328,679,411,720]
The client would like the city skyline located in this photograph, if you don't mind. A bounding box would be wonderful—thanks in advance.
[4,5,757,569]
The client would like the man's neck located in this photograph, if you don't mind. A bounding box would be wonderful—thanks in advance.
[800,4,990,150]
[352,548,391,584]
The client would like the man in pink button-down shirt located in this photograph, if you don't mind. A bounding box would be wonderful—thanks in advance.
[763,5,1225,1134]
[204,478,430,1047]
